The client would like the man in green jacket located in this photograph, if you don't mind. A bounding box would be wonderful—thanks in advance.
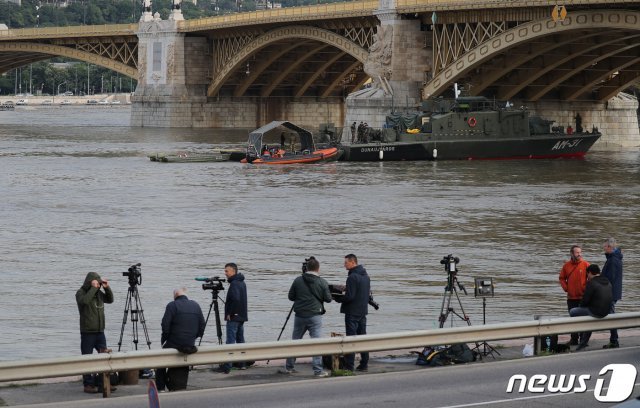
[76,271,114,393]
[279,257,332,377]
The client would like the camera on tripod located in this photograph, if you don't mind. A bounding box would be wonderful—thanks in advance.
[122,263,142,286]
[195,276,225,291]
[440,254,459,273]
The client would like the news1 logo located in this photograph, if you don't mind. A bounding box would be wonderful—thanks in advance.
[506,364,637,402]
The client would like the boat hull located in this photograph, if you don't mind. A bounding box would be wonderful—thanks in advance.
[340,133,601,161]
[243,147,340,164]
[149,152,231,163]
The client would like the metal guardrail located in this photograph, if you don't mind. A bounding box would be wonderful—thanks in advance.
[1,312,639,383]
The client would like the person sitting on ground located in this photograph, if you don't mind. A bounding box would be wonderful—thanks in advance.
[569,264,613,351]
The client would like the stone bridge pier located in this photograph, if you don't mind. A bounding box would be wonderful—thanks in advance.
[130,13,344,129]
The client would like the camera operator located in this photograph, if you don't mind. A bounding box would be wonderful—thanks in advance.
[76,272,114,394]
[214,263,248,374]
[279,257,332,377]
[336,254,371,372]
[156,287,205,392]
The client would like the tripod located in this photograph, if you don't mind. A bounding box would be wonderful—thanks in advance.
[438,271,472,328]
[200,288,224,345]
[470,296,500,359]
[117,277,152,352]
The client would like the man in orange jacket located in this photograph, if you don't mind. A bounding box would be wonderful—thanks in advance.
[559,245,590,345]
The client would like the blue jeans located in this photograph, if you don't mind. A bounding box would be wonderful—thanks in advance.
[344,314,368,371]
[80,332,107,386]
[286,315,324,374]
[222,321,245,371]
[609,301,618,343]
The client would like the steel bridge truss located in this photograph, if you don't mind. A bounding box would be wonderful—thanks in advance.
[209,21,375,98]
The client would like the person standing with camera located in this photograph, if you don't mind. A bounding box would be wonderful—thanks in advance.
[156,287,205,392]
[279,257,332,377]
[76,272,114,394]
[215,262,248,374]
[337,254,371,372]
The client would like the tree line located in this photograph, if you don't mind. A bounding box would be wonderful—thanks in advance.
[0,0,344,28]
[0,60,136,96]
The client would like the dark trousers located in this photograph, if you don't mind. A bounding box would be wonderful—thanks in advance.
[156,367,189,391]
[566,299,581,343]
[344,314,368,371]
[80,332,107,386]
[609,301,618,343]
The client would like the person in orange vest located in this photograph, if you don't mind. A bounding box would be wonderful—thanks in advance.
[559,244,589,345]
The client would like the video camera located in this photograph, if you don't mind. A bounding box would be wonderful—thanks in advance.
[195,276,225,291]
[440,254,459,274]
[329,284,380,310]
[122,263,142,286]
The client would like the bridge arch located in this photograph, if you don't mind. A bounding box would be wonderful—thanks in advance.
[423,10,640,102]
[208,25,369,97]
[0,42,137,79]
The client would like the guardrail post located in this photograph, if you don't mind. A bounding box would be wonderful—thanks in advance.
[101,373,111,398]
[533,315,542,355]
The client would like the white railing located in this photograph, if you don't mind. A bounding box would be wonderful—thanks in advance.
[1,313,639,383]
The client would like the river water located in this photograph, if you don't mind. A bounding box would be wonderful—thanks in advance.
[1,105,638,362]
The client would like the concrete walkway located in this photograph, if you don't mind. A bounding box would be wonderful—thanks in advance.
[0,331,635,407]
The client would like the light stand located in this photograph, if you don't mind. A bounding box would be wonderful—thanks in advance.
[471,277,500,359]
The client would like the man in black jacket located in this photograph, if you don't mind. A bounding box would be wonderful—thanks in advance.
[337,254,371,372]
[569,264,613,351]
[215,263,248,374]
[156,287,205,391]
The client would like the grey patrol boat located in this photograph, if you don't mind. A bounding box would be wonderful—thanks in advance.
[340,97,601,161]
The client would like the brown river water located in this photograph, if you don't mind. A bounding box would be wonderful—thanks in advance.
[0,105,638,361]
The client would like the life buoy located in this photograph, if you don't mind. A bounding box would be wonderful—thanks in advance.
[468,117,477,127]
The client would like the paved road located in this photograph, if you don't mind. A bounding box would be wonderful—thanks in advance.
[15,346,640,408]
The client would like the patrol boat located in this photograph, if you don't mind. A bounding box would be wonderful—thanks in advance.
[340,97,601,161]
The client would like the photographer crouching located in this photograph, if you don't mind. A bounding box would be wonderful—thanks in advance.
[76,272,114,394]
[279,256,332,377]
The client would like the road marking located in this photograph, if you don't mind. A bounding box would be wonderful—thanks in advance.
[438,382,640,407]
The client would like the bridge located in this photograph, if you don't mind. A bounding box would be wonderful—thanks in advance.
[1,0,639,145]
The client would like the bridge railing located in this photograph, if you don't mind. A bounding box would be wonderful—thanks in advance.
[181,0,378,30]
[1,313,639,383]
[0,24,138,39]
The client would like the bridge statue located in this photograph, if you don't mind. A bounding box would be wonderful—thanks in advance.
[346,0,432,129]
[140,0,153,22]
[169,0,184,20]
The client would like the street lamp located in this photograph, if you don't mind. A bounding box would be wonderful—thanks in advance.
[57,82,66,95]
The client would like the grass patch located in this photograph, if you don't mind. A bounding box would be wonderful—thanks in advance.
[331,369,355,376]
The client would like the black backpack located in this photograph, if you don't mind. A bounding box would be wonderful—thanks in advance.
[415,344,476,366]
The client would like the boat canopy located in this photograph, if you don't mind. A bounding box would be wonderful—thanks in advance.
[247,121,315,155]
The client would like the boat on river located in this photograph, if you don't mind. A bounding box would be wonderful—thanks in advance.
[149,151,231,163]
[341,97,601,161]
[242,121,340,164]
